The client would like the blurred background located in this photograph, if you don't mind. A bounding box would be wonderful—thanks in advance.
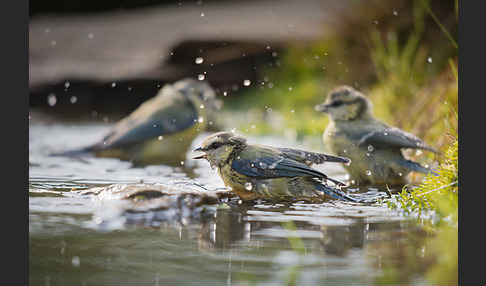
[29,0,457,149]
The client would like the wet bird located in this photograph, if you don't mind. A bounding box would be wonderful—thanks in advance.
[315,85,438,187]
[53,78,221,166]
[193,131,358,202]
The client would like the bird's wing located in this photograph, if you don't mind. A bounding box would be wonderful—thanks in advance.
[93,96,198,150]
[357,127,438,153]
[277,147,350,165]
[232,146,346,186]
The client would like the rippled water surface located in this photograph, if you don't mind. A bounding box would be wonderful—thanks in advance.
[29,121,432,286]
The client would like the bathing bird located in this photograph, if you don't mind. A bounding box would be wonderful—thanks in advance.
[53,78,221,166]
[315,85,438,187]
[193,131,359,202]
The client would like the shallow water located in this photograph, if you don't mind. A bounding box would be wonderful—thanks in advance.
[29,120,433,286]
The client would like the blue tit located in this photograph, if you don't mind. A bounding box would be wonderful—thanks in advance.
[53,78,221,166]
[193,131,359,202]
[315,85,438,187]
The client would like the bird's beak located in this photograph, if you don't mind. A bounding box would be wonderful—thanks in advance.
[314,103,330,113]
[192,147,207,160]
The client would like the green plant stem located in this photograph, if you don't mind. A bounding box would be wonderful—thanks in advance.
[420,0,458,49]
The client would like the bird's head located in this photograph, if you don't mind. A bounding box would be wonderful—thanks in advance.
[174,78,223,111]
[193,131,246,168]
[315,85,373,121]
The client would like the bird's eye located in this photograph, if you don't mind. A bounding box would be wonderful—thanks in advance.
[331,100,344,107]
[208,142,223,150]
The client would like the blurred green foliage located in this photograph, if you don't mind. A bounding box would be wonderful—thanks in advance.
[224,0,457,152]
[386,138,457,220]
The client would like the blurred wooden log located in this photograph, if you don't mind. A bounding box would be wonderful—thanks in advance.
[29,0,401,90]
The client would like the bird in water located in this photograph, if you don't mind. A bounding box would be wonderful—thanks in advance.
[315,85,438,187]
[193,131,359,202]
[52,78,221,166]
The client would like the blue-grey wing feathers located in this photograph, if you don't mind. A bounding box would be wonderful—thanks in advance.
[232,146,346,186]
[91,97,198,150]
[277,147,350,165]
[358,128,437,153]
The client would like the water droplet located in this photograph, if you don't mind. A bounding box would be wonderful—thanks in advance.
[158,136,164,141]
[393,10,398,16]
[199,104,205,109]
[64,81,70,89]
[180,161,185,166]
[383,132,388,136]
[70,96,77,104]
[50,40,57,46]
[398,172,403,177]
[111,82,116,87]
[88,33,94,39]
[415,150,423,156]
[198,74,205,80]
[366,170,372,176]
[288,86,293,91]
[198,117,204,123]
[47,94,57,106]
[71,256,80,267]
[368,145,374,152]
[200,12,205,17]
[243,80,251,86]
[251,124,256,129]
[245,182,253,190]
[290,109,295,113]
[427,57,433,63]
[223,91,228,96]
[195,57,204,64]
[366,152,371,157]
[343,149,347,154]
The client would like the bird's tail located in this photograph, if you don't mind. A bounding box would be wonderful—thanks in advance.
[398,159,439,176]
[314,181,359,202]
[49,146,94,157]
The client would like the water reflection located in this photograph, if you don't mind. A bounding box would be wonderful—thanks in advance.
[30,192,435,286]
